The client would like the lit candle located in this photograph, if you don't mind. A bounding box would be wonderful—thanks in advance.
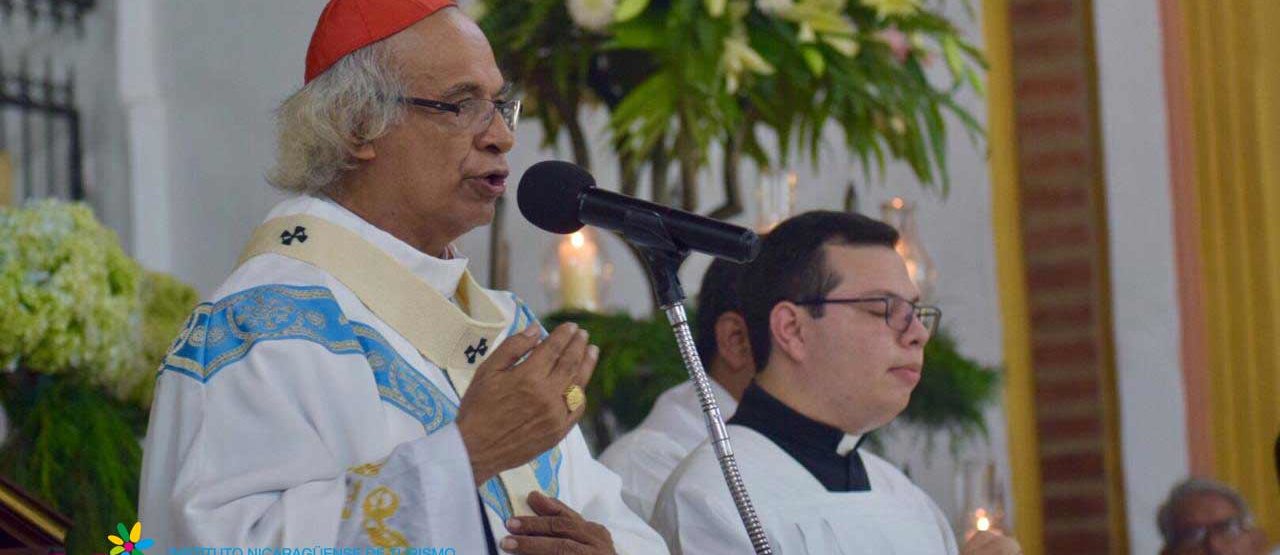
[965,507,1003,541]
[558,231,600,311]
[975,509,991,532]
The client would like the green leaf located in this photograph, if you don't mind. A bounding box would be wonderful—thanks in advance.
[611,71,679,159]
[615,0,650,22]
[802,47,825,77]
[923,104,951,196]
[942,35,964,78]
[605,27,659,50]
[965,65,986,97]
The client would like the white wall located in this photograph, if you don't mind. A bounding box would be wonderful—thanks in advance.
[121,0,1009,535]
[1092,1,1188,553]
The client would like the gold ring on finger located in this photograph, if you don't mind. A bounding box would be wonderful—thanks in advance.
[564,384,586,413]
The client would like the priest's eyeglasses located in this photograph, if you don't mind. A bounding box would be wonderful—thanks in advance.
[399,97,521,134]
[793,296,941,336]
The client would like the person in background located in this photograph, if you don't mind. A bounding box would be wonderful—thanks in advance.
[651,210,1021,554]
[599,257,756,520]
[1158,478,1268,555]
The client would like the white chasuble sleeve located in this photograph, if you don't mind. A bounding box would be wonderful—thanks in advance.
[336,427,487,552]
[599,428,687,521]
[139,285,486,552]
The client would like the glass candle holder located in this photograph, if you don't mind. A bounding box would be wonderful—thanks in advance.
[956,459,1007,541]
[880,197,938,301]
[541,228,613,312]
[756,168,798,233]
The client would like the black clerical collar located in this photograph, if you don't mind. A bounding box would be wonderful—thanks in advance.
[728,383,871,492]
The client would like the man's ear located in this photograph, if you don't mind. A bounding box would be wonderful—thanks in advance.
[352,140,376,161]
[714,311,755,373]
[769,301,807,364]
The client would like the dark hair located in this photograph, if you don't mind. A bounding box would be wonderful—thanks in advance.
[693,258,746,364]
[738,211,899,370]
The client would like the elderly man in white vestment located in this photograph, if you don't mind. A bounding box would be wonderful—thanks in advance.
[651,211,1021,555]
[138,2,666,554]
[598,258,755,521]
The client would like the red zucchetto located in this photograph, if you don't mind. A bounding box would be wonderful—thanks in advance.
[304,0,456,84]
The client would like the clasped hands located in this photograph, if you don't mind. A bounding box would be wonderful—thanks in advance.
[456,322,614,554]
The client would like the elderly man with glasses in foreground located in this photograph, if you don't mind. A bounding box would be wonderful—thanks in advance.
[1158,478,1270,555]
[138,1,665,554]
[651,210,1021,555]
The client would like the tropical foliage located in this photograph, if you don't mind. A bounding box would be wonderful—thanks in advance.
[479,0,984,220]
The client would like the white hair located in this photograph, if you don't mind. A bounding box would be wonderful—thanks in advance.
[1156,477,1254,547]
[267,39,409,195]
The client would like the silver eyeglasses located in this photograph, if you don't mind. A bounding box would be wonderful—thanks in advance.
[399,96,521,133]
[794,295,941,336]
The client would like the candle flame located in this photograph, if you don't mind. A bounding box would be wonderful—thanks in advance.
[570,231,586,249]
[973,508,992,533]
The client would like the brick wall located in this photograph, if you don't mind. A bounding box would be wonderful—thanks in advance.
[1007,0,1127,553]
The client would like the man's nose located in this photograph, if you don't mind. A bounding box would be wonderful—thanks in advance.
[476,111,515,153]
[898,312,930,347]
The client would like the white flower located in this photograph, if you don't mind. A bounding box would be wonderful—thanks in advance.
[722,35,775,93]
[823,35,860,57]
[774,0,856,43]
[757,0,795,16]
[0,201,142,384]
[567,0,617,33]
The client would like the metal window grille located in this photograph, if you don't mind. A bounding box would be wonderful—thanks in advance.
[0,0,97,202]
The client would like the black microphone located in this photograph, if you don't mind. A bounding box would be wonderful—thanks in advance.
[517,160,761,263]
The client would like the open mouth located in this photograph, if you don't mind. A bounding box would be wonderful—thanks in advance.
[483,171,508,188]
[470,171,508,196]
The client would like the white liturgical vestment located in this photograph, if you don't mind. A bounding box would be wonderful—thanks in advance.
[139,195,666,554]
[651,385,958,555]
[599,380,738,520]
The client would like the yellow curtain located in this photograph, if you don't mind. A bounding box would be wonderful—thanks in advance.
[1181,0,1280,541]
[0,151,11,206]
[984,0,1045,552]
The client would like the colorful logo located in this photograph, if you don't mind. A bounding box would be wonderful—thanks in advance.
[107,521,154,555]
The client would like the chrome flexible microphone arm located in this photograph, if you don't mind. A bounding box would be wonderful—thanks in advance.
[636,245,772,555]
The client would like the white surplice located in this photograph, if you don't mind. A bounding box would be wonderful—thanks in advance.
[599,380,738,520]
[139,194,666,553]
[651,425,959,555]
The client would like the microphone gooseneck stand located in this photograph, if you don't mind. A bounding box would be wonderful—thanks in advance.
[623,211,773,555]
